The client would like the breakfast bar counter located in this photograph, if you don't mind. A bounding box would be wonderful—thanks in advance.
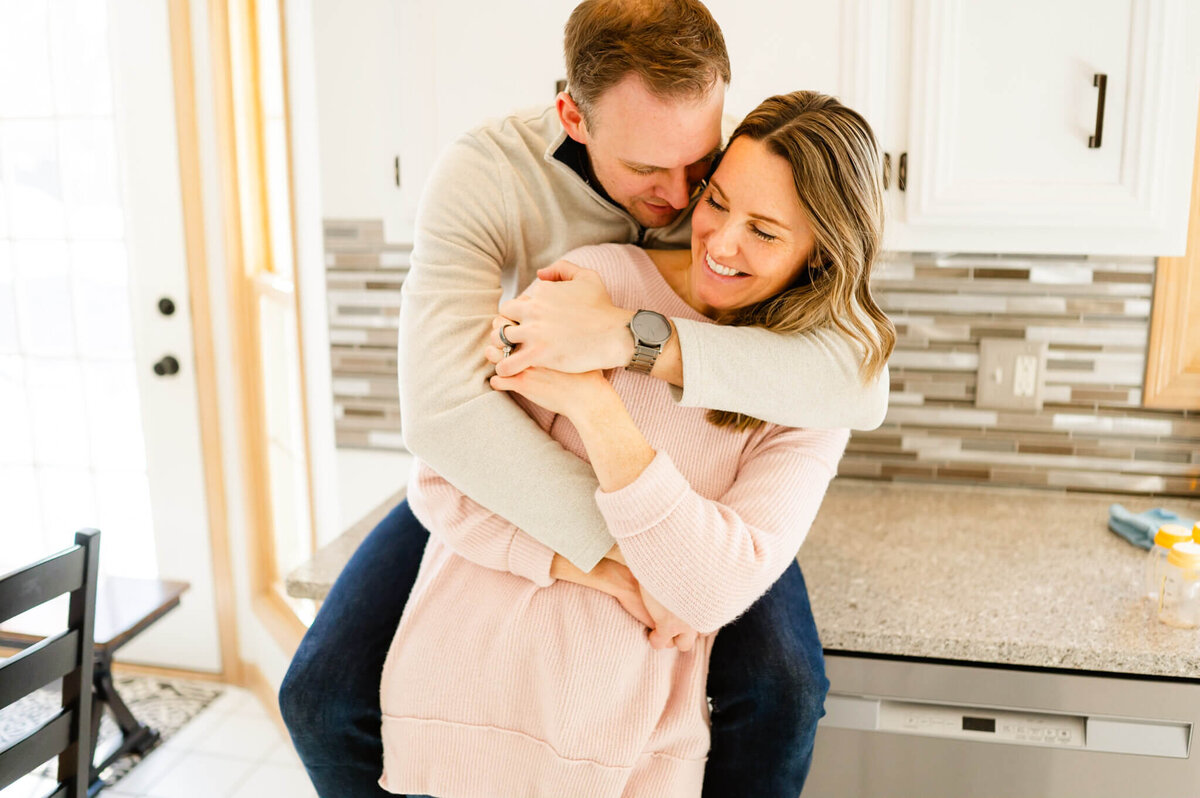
[287,478,1200,679]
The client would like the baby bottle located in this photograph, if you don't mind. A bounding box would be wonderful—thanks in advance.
[1157,540,1200,629]
[1145,524,1192,601]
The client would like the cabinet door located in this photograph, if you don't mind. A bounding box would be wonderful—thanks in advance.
[888,0,1198,255]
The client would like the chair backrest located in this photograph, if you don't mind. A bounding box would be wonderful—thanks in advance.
[0,530,100,798]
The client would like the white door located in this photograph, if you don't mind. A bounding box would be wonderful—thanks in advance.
[0,0,221,672]
[884,0,1198,256]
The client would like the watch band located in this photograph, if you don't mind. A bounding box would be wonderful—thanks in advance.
[627,342,661,374]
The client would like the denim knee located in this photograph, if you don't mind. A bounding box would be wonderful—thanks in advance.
[278,648,355,753]
[278,655,317,739]
[761,646,830,731]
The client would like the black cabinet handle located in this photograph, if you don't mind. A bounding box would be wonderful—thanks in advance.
[158,297,175,316]
[1088,73,1107,149]
[898,152,907,192]
[153,356,180,377]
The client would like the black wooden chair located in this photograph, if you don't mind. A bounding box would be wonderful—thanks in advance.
[0,530,101,798]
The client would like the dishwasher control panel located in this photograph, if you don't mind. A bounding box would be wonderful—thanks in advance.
[878,700,1085,747]
[823,692,1192,758]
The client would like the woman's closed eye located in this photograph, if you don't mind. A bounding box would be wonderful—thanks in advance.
[706,194,777,242]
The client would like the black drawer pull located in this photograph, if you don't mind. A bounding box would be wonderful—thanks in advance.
[1088,73,1107,149]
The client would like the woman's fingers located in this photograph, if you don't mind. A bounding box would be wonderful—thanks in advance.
[647,628,674,650]
[493,346,536,377]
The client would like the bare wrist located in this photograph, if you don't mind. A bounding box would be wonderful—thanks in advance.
[609,308,636,369]
[572,386,625,440]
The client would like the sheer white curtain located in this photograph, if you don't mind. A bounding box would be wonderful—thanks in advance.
[0,0,157,578]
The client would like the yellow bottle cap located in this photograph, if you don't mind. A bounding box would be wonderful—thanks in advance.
[1155,524,1192,549]
[1167,541,1200,569]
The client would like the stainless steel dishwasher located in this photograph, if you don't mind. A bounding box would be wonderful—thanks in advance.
[805,653,1200,798]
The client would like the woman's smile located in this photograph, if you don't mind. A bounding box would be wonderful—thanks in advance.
[704,252,745,278]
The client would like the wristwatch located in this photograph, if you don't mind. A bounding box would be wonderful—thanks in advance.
[626,309,672,374]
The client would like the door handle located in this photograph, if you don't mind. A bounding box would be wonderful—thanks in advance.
[1088,73,1107,148]
[153,356,180,377]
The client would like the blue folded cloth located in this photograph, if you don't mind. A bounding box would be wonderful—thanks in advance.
[1109,504,1196,550]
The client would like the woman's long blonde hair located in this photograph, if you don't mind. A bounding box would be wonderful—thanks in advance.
[710,91,895,431]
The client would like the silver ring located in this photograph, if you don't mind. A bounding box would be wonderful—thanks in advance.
[498,323,517,348]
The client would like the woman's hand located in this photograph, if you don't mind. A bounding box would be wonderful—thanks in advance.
[488,261,635,378]
[604,544,697,651]
[550,554,654,629]
[639,584,700,653]
[486,356,616,422]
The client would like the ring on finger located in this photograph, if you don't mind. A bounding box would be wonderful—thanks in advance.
[498,323,517,349]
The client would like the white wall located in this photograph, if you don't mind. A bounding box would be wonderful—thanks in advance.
[313,0,845,243]
[284,0,341,549]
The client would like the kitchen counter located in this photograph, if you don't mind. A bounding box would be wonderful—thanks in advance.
[802,479,1200,680]
[286,479,1200,680]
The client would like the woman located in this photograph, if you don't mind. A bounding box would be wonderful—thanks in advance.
[380,91,894,798]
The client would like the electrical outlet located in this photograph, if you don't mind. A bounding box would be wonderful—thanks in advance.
[975,339,1048,411]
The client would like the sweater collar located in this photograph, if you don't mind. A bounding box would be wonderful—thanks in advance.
[549,130,618,208]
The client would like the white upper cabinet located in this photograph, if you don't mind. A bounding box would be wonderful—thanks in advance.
[848,0,1200,256]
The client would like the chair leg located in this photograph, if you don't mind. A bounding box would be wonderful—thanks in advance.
[87,688,104,788]
[89,652,161,785]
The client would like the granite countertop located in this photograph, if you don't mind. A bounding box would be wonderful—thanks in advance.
[287,479,1200,680]
[801,479,1200,680]
[286,489,405,602]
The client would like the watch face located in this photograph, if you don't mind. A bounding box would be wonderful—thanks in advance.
[632,310,671,346]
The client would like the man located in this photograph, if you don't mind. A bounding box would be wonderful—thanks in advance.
[280,1,888,796]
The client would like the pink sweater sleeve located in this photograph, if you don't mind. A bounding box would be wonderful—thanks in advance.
[407,390,563,587]
[593,426,849,633]
[408,463,558,586]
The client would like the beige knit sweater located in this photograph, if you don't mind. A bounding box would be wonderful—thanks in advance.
[398,105,887,571]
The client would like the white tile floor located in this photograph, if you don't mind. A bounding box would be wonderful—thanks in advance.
[1,686,315,798]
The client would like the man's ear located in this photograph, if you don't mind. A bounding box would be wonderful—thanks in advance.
[556,91,589,144]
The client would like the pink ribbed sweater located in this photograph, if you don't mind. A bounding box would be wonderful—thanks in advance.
[379,244,849,798]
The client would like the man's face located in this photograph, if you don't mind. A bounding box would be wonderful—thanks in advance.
[571,74,725,228]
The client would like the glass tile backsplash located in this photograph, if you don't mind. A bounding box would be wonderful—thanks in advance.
[326,219,1198,497]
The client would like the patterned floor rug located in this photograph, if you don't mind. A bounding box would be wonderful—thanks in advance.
[0,674,224,788]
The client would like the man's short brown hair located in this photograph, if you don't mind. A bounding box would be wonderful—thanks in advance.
[564,0,730,124]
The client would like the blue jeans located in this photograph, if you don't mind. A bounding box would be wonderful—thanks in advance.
[279,499,828,798]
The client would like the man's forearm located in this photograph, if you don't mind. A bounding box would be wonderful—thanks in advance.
[671,320,890,430]
[401,370,617,570]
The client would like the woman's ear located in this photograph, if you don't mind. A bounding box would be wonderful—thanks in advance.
[556,91,589,144]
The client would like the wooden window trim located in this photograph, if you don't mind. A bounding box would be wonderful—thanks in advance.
[206,0,311,658]
[167,0,244,684]
[1145,97,1200,410]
